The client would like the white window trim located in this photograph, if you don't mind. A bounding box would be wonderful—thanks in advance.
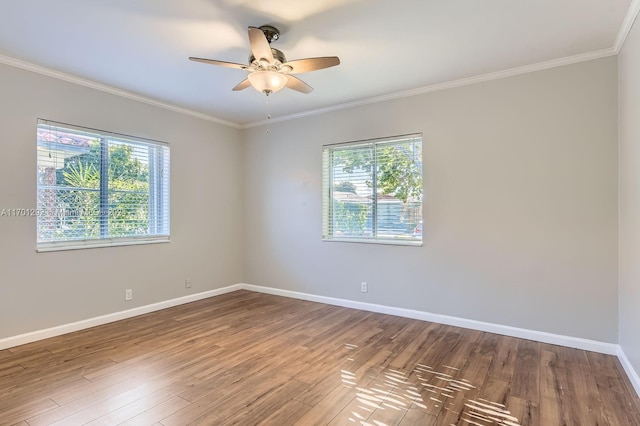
[322,133,423,246]
[36,235,170,253]
[36,119,170,252]
[322,237,423,247]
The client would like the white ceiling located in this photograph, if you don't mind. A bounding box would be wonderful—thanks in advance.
[0,0,636,126]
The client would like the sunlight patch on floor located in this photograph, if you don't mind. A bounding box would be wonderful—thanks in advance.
[339,346,521,426]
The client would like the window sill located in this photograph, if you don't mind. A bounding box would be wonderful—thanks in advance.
[322,237,422,247]
[36,236,170,252]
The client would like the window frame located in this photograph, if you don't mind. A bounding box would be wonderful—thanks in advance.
[36,119,170,252]
[322,133,423,246]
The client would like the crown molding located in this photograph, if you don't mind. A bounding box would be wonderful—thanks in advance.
[242,48,617,129]
[615,0,640,53]
[0,54,241,129]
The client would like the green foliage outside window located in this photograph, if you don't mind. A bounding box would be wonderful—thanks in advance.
[51,141,150,240]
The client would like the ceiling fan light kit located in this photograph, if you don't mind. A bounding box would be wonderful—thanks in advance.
[248,70,288,94]
[189,25,340,96]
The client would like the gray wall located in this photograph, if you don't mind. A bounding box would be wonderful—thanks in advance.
[243,57,619,343]
[0,63,243,339]
[619,18,640,375]
[0,54,622,347]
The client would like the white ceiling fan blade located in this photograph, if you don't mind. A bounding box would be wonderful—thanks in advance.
[189,57,247,70]
[285,75,313,94]
[232,79,251,91]
[248,27,274,63]
[283,57,340,74]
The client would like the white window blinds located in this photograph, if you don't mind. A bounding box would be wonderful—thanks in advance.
[36,119,170,251]
[322,134,423,245]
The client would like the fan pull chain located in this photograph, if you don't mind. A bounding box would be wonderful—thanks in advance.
[265,92,271,135]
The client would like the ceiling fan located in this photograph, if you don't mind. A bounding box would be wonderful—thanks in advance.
[189,25,340,95]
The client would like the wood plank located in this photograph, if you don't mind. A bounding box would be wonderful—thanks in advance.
[366,401,410,425]
[407,329,472,417]
[437,351,494,425]
[82,386,190,426]
[334,363,417,424]
[326,395,380,425]
[478,377,510,407]
[594,374,640,425]
[509,340,540,403]
[487,335,520,382]
[0,398,58,426]
[554,344,590,366]
[565,360,607,425]
[508,396,540,426]
[216,379,309,424]
[154,399,220,426]
[587,351,621,378]
[0,364,24,379]
[398,407,437,425]
[539,348,574,425]
[256,399,312,425]
[119,396,190,426]
[613,358,640,414]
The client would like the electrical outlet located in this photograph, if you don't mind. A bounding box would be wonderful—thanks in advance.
[125,289,133,301]
[185,278,192,289]
[361,282,368,293]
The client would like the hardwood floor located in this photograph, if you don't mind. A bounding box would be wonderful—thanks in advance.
[1,290,639,425]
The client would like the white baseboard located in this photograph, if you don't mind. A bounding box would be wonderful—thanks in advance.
[617,346,640,398]
[0,283,620,356]
[240,283,619,355]
[0,284,242,350]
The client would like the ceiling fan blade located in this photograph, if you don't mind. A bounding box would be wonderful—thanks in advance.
[248,27,274,63]
[232,79,251,91]
[285,75,313,94]
[282,56,340,74]
[189,57,247,70]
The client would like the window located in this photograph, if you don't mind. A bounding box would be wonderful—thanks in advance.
[36,119,170,251]
[322,134,423,245]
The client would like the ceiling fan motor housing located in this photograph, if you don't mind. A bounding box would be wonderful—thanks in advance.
[249,48,287,66]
